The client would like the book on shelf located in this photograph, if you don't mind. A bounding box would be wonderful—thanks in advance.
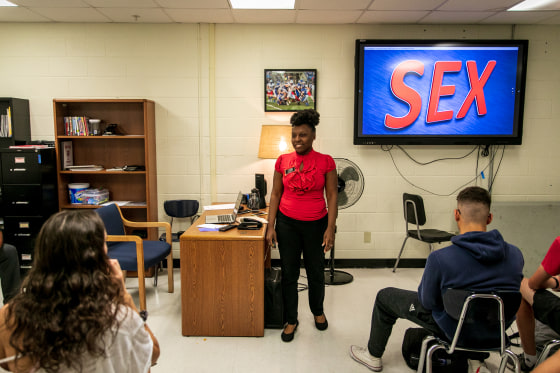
[64,116,89,136]
[62,141,73,168]
[66,165,104,171]
[0,106,12,138]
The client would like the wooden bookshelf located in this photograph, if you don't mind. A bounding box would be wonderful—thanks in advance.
[53,99,158,239]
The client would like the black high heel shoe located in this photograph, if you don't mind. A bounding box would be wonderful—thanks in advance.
[315,314,328,331]
[281,321,299,342]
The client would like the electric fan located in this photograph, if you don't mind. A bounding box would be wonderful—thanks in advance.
[325,158,365,285]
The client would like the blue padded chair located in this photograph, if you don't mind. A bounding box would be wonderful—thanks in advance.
[96,203,173,311]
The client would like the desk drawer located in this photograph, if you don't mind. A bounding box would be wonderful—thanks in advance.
[1,151,43,184]
[3,185,43,216]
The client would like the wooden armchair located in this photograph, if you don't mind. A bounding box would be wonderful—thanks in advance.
[96,203,174,311]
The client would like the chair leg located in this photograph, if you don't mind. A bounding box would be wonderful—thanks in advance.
[498,350,520,373]
[167,253,174,293]
[536,339,560,366]
[417,335,437,373]
[393,236,410,273]
[137,265,147,312]
[153,263,159,287]
[425,343,446,373]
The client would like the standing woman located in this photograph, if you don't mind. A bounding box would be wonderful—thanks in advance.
[0,210,159,372]
[266,109,338,342]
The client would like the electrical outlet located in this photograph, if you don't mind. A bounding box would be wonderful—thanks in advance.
[364,231,371,243]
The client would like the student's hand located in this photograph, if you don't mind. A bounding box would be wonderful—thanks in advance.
[108,258,125,287]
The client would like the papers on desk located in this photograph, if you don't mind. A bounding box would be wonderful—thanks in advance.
[203,204,235,211]
[198,224,222,232]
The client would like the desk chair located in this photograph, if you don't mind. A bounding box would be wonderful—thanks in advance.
[417,289,521,373]
[159,199,200,242]
[393,193,455,272]
[536,339,560,366]
[96,203,174,311]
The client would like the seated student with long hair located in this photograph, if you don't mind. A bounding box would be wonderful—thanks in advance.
[0,210,159,372]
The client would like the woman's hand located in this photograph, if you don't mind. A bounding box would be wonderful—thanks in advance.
[266,225,277,249]
[108,258,125,288]
[322,226,336,252]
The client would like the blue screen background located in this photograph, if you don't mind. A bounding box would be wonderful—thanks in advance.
[361,46,519,136]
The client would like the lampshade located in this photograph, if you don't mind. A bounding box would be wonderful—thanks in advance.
[258,125,294,159]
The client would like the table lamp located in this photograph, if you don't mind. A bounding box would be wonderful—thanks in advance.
[258,125,294,159]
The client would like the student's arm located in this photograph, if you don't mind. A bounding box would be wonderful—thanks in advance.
[528,265,560,291]
[0,230,3,248]
[418,254,443,311]
[322,169,338,252]
[108,259,160,365]
[532,349,560,373]
[266,170,283,248]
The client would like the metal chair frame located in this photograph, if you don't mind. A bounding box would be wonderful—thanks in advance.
[393,195,454,272]
[417,292,520,373]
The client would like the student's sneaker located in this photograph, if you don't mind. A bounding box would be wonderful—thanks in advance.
[468,359,491,373]
[506,353,535,372]
[349,345,383,372]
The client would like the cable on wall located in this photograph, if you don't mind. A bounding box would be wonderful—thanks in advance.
[381,144,505,197]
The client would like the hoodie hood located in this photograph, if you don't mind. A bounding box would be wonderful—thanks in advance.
[450,229,506,263]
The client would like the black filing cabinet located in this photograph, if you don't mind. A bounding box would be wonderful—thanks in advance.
[0,148,58,269]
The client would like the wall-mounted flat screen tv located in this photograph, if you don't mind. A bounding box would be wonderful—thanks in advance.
[354,39,528,145]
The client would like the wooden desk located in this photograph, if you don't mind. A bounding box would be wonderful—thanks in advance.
[180,209,269,336]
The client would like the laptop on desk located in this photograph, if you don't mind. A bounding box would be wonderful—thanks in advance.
[205,192,243,224]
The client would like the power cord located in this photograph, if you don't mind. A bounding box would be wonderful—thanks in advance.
[382,144,503,196]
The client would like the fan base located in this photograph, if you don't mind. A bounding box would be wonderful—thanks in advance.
[324,269,353,285]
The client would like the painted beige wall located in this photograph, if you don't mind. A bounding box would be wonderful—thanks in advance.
[1,22,559,260]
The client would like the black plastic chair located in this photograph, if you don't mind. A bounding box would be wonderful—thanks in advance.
[417,289,522,373]
[159,200,199,242]
[393,193,455,272]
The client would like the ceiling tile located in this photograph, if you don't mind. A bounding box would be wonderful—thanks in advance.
[84,0,160,8]
[10,0,89,6]
[368,0,447,11]
[299,0,371,10]
[296,10,363,23]
[0,6,50,21]
[167,8,234,23]
[155,0,230,9]
[420,11,496,24]
[97,7,172,23]
[232,9,296,23]
[438,0,521,11]
[358,10,429,23]
[539,11,560,24]
[482,10,560,24]
[31,7,111,22]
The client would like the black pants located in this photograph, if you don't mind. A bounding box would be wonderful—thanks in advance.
[533,289,560,335]
[368,288,444,357]
[0,243,21,304]
[276,211,327,325]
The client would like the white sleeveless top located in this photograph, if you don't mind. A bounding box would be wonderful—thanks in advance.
[0,305,152,373]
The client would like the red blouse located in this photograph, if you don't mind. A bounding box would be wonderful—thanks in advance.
[275,149,335,221]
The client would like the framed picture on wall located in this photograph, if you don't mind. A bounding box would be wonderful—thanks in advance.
[264,69,316,112]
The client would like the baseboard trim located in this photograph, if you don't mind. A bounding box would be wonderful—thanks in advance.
[169,258,426,269]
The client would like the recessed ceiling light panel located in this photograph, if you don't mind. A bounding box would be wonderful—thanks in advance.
[508,0,560,11]
[0,0,17,7]
[230,0,295,10]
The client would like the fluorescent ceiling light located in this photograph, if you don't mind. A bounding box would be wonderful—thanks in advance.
[508,0,560,11]
[0,0,17,6]
[230,0,295,9]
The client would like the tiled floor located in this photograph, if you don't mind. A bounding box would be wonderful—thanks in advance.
[136,267,515,373]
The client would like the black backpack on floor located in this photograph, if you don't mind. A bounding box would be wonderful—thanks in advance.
[402,328,471,373]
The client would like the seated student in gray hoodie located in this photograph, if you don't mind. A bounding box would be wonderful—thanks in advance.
[349,186,524,372]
